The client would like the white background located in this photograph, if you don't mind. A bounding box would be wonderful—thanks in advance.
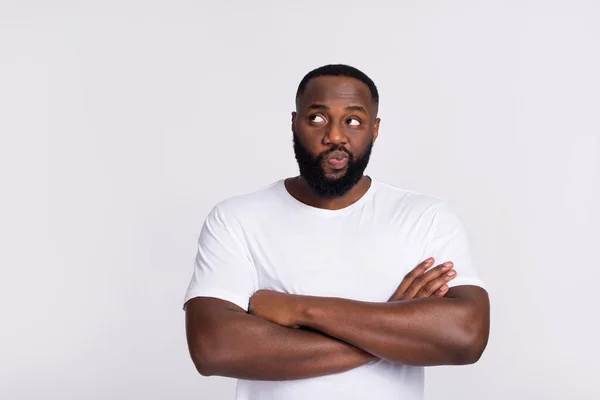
[1,1,599,399]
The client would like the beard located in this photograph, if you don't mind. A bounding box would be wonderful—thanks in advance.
[292,131,373,198]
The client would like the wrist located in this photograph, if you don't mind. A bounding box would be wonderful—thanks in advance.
[348,344,378,365]
[293,294,319,328]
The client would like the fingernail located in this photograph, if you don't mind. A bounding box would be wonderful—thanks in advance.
[427,257,435,264]
[443,262,453,267]
[446,270,456,277]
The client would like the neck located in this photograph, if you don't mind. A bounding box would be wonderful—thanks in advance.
[285,175,372,211]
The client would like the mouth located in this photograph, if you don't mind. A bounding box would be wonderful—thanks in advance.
[325,150,349,170]
[327,157,349,169]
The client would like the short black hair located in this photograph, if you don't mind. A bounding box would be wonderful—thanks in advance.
[295,64,379,106]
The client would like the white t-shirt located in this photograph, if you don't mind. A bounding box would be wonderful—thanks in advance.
[184,178,485,400]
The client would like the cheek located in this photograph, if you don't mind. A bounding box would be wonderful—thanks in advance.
[350,135,374,156]
[295,130,326,154]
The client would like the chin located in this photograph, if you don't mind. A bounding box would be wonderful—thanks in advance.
[322,169,347,180]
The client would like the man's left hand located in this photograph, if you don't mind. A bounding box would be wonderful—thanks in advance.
[248,290,302,328]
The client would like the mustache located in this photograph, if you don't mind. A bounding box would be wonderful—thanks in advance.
[319,145,351,158]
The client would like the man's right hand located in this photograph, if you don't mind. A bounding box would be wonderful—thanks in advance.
[388,258,456,302]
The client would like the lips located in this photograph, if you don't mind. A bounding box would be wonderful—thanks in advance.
[326,150,349,169]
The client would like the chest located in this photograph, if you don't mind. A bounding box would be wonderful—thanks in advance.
[247,220,424,302]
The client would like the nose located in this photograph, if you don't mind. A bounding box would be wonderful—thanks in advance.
[323,122,347,146]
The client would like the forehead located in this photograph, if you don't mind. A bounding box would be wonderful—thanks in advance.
[298,76,373,109]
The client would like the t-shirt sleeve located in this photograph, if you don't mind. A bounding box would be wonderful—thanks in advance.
[423,202,486,290]
[183,205,258,311]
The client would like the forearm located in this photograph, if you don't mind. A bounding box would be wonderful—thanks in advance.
[187,304,375,380]
[295,286,489,366]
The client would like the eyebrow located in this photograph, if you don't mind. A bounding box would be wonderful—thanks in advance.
[307,104,368,114]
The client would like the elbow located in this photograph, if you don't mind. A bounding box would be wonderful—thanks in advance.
[194,360,216,377]
[453,306,490,365]
[195,363,214,377]
[454,337,487,365]
[190,345,218,377]
[189,334,230,377]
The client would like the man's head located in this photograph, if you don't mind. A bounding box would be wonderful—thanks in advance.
[292,64,380,198]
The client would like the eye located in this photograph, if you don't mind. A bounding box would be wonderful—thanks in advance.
[347,118,361,126]
[309,115,325,124]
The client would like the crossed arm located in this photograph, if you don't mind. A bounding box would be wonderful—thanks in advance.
[185,259,490,381]
[185,297,375,380]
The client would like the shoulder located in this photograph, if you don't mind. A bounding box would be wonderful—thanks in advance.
[372,178,448,217]
[209,180,283,223]
[372,180,471,247]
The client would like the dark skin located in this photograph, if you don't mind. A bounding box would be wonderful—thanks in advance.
[287,75,380,210]
[185,76,490,379]
[186,258,458,380]
[249,285,489,366]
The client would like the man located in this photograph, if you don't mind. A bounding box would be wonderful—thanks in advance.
[183,64,490,399]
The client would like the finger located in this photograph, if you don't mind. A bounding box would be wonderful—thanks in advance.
[395,258,435,294]
[388,258,435,301]
[433,284,449,297]
[415,270,456,298]
[404,261,454,299]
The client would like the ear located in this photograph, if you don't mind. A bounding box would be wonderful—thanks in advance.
[291,111,297,130]
[372,118,381,143]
